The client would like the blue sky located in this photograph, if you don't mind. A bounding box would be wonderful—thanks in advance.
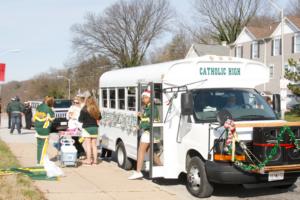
[0,0,287,82]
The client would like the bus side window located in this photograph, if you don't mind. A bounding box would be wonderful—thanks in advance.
[127,87,136,111]
[109,89,116,109]
[102,89,108,108]
[118,88,125,110]
[154,83,163,123]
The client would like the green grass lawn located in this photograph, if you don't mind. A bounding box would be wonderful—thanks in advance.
[0,139,45,200]
[284,112,300,122]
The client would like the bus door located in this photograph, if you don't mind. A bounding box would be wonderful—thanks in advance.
[138,82,164,178]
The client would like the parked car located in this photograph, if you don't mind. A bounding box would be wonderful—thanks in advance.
[286,94,300,110]
[29,100,42,115]
[51,99,72,132]
[289,103,300,111]
[28,100,42,127]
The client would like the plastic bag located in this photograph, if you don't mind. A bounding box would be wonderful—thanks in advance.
[43,155,64,178]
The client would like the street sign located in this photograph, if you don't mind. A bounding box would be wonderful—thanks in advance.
[0,63,5,81]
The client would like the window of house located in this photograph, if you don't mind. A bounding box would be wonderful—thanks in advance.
[272,38,281,56]
[118,88,125,110]
[294,34,300,53]
[284,64,289,71]
[269,64,274,79]
[251,41,259,59]
[109,89,116,109]
[102,89,108,108]
[235,45,243,58]
[127,87,136,111]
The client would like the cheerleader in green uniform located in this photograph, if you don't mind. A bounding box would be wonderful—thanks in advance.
[34,96,55,165]
[79,97,101,165]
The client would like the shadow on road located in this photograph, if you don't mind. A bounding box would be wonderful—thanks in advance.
[100,156,297,198]
[18,131,36,135]
[71,143,300,199]
[150,174,296,198]
[212,183,294,198]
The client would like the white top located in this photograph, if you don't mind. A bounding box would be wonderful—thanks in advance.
[67,105,82,129]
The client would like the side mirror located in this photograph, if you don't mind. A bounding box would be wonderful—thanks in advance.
[273,94,281,114]
[181,92,194,115]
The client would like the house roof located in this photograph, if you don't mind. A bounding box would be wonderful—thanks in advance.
[287,15,300,29]
[236,16,300,42]
[247,22,279,39]
[186,43,230,58]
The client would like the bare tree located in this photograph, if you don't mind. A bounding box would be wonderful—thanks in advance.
[192,0,260,44]
[287,0,300,17]
[72,0,174,68]
[248,15,277,27]
[150,31,191,63]
[71,56,111,94]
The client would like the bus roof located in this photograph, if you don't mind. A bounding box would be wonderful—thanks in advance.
[99,55,269,89]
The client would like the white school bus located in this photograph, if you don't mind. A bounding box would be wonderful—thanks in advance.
[99,55,300,198]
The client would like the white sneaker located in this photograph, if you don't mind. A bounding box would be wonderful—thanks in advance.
[128,171,143,180]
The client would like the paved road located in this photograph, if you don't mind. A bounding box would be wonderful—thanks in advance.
[0,114,299,200]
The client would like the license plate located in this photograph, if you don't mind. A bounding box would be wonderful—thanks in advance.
[268,171,284,181]
[60,122,67,126]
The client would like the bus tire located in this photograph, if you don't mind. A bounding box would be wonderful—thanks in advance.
[186,157,213,198]
[116,141,132,170]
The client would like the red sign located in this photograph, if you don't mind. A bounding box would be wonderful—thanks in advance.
[0,63,5,81]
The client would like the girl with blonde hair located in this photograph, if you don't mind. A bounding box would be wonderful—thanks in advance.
[78,96,101,165]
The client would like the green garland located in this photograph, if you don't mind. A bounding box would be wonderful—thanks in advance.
[234,126,300,172]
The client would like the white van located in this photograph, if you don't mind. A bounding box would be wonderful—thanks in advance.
[99,55,300,198]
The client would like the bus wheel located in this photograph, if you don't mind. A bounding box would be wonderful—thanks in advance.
[186,157,213,198]
[116,141,132,170]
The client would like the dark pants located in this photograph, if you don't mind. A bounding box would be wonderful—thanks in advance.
[25,114,32,129]
[7,112,11,128]
[72,137,85,158]
[10,113,21,134]
[101,148,112,158]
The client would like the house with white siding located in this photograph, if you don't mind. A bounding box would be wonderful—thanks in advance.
[230,16,300,94]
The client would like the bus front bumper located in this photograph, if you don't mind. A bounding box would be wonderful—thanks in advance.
[205,161,300,184]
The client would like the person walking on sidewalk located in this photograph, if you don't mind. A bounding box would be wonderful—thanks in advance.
[34,96,55,165]
[7,96,24,134]
[78,96,101,166]
[24,102,33,129]
[6,98,14,129]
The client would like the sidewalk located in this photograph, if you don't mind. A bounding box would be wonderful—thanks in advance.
[0,115,179,200]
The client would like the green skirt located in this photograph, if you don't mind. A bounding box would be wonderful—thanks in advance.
[82,127,98,138]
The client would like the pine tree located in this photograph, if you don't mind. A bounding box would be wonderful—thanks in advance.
[285,58,300,96]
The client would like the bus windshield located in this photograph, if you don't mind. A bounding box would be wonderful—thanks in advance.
[192,88,277,123]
